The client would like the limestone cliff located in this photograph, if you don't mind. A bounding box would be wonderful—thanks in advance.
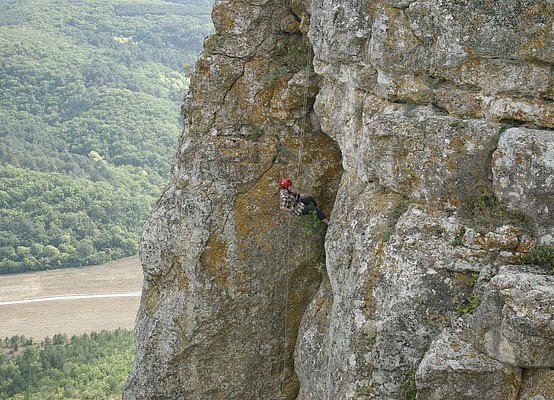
[124,1,554,399]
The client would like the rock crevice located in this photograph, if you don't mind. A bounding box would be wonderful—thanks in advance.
[124,1,342,399]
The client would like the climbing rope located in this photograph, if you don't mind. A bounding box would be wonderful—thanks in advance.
[281,30,314,390]
[294,36,313,186]
[325,311,333,400]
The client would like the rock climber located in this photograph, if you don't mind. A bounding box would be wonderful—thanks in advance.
[278,178,329,225]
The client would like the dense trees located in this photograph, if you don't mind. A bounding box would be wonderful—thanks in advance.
[0,165,158,272]
[0,330,135,399]
[0,0,214,273]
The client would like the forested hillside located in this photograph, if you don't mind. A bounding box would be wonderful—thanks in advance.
[0,330,134,399]
[0,0,214,273]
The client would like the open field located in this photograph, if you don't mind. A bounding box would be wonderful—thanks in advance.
[0,256,143,338]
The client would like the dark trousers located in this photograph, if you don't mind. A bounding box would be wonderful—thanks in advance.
[299,197,326,221]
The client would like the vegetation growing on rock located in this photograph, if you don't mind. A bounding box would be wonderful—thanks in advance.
[519,246,554,273]
[460,193,529,233]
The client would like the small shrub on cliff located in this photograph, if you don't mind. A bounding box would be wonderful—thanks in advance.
[518,246,554,273]
[451,227,465,246]
[282,34,310,72]
[295,211,326,237]
[357,385,376,397]
[246,125,264,141]
[457,293,481,315]
[262,64,290,84]
[461,193,529,233]
[263,33,313,83]
[400,369,417,400]
[366,327,377,345]
[448,120,469,129]
[381,201,409,242]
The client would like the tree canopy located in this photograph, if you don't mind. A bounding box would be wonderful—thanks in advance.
[0,330,135,399]
[0,0,214,273]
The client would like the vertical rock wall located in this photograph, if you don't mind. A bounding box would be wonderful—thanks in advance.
[125,0,554,399]
[299,0,553,399]
[123,0,341,399]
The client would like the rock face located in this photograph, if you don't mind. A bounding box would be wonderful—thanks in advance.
[417,266,554,400]
[493,128,554,244]
[124,0,554,399]
[416,331,522,400]
[123,1,342,399]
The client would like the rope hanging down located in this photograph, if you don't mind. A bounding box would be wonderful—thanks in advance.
[294,37,313,186]
[281,32,313,387]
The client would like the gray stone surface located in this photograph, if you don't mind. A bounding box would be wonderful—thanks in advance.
[418,266,554,399]
[518,369,554,400]
[467,266,554,368]
[416,331,521,400]
[303,0,553,398]
[493,128,554,244]
[124,0,554,399]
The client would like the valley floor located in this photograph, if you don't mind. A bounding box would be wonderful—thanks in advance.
[0,256,142,338]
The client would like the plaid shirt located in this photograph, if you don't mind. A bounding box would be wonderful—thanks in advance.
[279,188,304,216]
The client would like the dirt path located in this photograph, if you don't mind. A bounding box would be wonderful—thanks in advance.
[0,292,141,306]
[0,256,143,338]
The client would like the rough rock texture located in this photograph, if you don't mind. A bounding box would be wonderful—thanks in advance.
[416,331,521,400]
[124,0,554,399]
[416,266,554,399]
[298,0,554,398]
[123,1,342,399]
[518,369,554,400]
[465,266,554,368]
[493,127,554,244]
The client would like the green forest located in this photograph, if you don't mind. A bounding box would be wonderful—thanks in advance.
[0,330,134,400]
[0,0,214,273]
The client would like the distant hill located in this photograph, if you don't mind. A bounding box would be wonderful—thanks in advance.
[0,0,214,273]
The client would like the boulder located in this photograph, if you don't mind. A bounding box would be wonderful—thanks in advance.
[417,331,521,400]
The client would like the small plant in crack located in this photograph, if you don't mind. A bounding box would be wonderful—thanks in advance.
[452,227,466,247]
[460,193,530,233]
[246,125,264,141]
[457,293,481,315]
[448,119,469,129]
[263,33,313,84]
[400,368,417,400]
[261,64,290,84]
[517,246,554,273]
[381,200,409,242]
[366,327,377,345]
[277,145,291,154]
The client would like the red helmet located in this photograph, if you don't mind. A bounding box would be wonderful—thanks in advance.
[279,178,292,188]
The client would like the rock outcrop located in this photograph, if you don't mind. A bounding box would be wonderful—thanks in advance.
[417,266,554,400]
[124,0,554,399]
